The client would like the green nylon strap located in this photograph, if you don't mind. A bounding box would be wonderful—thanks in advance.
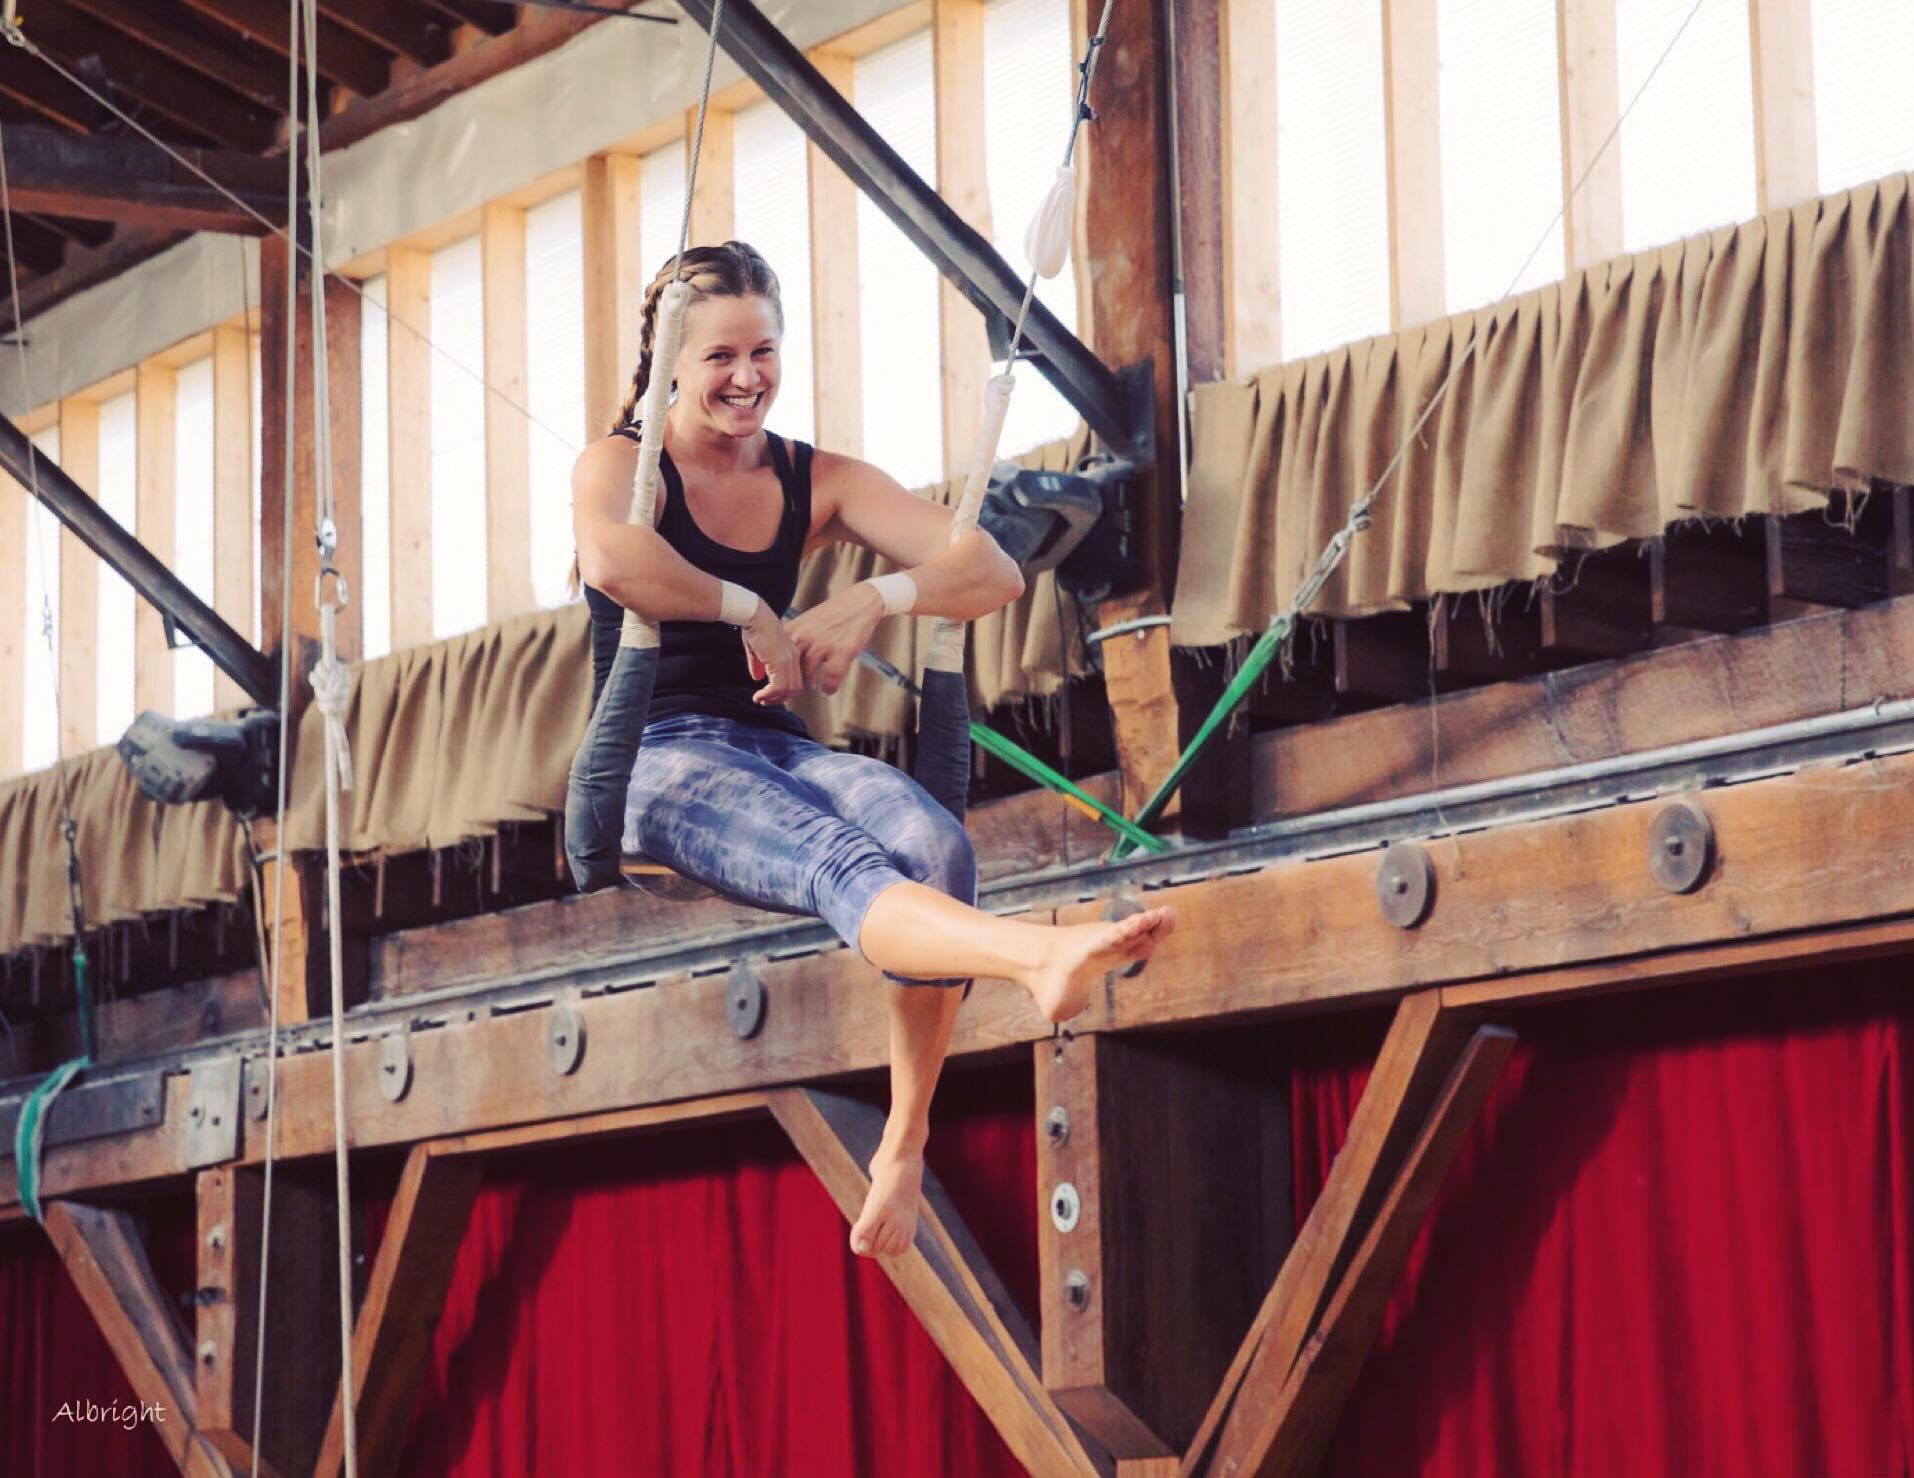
[15,947,95,1225]
[1108,618,1290,862]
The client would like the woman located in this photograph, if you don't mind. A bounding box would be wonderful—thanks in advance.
[573,242,1175,1260]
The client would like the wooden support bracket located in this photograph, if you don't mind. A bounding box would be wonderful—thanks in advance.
[768,1087,1112,1478]
[1182,992,1510,1477]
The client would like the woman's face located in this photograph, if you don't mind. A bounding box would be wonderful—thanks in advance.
[673,293,782,438]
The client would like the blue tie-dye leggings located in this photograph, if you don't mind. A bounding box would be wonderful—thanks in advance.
[623,712,976,987]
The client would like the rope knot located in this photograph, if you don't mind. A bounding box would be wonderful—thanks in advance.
[309,646,355,794]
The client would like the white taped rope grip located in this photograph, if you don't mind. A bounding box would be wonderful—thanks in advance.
[620,278,692,651]
[1024,166,1077,280]
[925,372,1017,673]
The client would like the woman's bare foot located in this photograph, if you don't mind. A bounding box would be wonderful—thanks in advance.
[850,1142,926,1259]
[1026,906,1176,1023]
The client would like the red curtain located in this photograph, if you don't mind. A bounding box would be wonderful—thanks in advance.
[1287,962,1914,1478]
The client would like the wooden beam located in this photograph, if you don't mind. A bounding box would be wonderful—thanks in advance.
[580,153,643,443]
[1169,644,1253,838]
[1555,0,1622,268]
[134,362,177,719]
[1538,548,1654,659]
[1220,0,1280,376]
[1181,991,1468,1475]
[385,246,433,650]
[56,395,98,757]
[316,0,451,68]
[1194,1023,1516,1478]
[177,0,390,99]
[807,50,863,457]
[932,0,991,477]
[1036,1031,1290,1457]
[315,1145,481,1478]
[55,0,290,112]
[1077,0,1181,817]
[1332,611,1439,706]
[768,1088,1110,1478]
[0,457,24,775]
[42,1200,235,1476]
[1381,0,1445,328]
[481,203,532,620]
[1748,0,1817,212]
[685,106,736,247]
[0,55,99,134]
[323,273,365,667]
[1767,498,1895,612]
[1651,521,1769,633]
[193,1165,336,1477]
[0,126,281,234]
[211,325,255,713]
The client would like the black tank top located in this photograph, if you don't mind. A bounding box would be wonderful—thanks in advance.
[582,427,812,735]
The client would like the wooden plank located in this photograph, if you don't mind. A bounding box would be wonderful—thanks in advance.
[1258,594,1914,819]
[1748,0,1817,212]
[322,273,365,668]
[177,0,388,97]
[481,203,532,619]
[1432,593,1545,682]
[18,968,265,1068]
[1332,611,1438,705]
[1767,501,1894,611]
[43,1199,235,1477]
[1201,1025,1517,1478]
[19,741,1914,1207]
[1036,1032,1290,1457]
[808,50,864,458]
[1221,0,1280,376]
[211,325,256,712]
[0,459,24,775]
[1381,0,1445,327]
[385,246,434,650]
[315,1145,481,1478]
[932,0,992,477]
[1555,0,1622,269]
[56,395,100,756]
[581,152,643,442]
[1890,487,1913,596]
[135,365,178,720]
[768,1087,1109,1478]
[1181,992,1469,1477]
[0,123,282,232]
[1651,521,1768,633]
[1170,644,1252,839]
[686,106,736,248]
[1078,0,1182,818]
[432,1091,771,1157]
[1539,548,1653,659]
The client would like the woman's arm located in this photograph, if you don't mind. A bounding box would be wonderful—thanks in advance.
[787,450,1026,694]
[572,437,806,705]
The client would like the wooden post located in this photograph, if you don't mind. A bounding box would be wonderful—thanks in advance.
[0,458,24,774]
[808,49,864,457]
[481,201,532,619]
[134,361,177,719]
[1220,0,1280,377]
[1034,1030,1290,1456]
[56,395,100,756]
[581,152,643,440]
[1076,0,1181,817]
[686,105,735,246]
[932,0,992,477]
[211,324,256,713]
[1748,0,1817,211]
[324,273,364,668]
[384,244,433,650]
[1556,0,1622,268]
[1381,0,1445,328]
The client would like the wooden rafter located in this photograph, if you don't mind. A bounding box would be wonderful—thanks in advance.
[315,0,451,69]
[769,1087,1111,1478]
[315,1144,482,1478]
[0,127,280,234]
[56,0,294,115]
[176,0,391,99]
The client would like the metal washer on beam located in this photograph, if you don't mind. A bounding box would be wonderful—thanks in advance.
[378,1031,413,1104]
[1648,801,1714,893]
[727,964,766,1040]
[1376,842,1436,929]
[549,1004,586,1076]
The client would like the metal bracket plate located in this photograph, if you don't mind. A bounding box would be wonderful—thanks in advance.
[185,1058,241,1168]
[0,1071,164,1159]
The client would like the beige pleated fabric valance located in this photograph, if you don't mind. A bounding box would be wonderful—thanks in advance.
[0,747,249,954]
[1173,172,1914,645]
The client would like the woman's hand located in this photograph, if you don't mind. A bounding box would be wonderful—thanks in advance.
[740,604,807,705]
[785,584,886,697]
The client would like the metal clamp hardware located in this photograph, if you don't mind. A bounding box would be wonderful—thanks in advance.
[185,1058,241,1168]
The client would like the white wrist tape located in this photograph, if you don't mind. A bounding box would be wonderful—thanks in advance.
[866,571,918,618]
[717,580,762,626]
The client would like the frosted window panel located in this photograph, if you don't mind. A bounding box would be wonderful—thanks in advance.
[361,275,392,659]
[1617,0,1756,252]
[430,237,489,640]
[735,101,817,447]
[21,426,60,773]
[1438,0,1565,313]
[1274,0,1392,362]
[856,30,944,490]
[1812,1,1914,196]
[640,141,689,283]
[97,391,136,745]
[985,0,1082,454]
[173,358,216,718]
[525,191,587,608]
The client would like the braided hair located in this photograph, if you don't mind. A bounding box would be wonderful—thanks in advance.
[570,241,784,597]
[611,240,785,432]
